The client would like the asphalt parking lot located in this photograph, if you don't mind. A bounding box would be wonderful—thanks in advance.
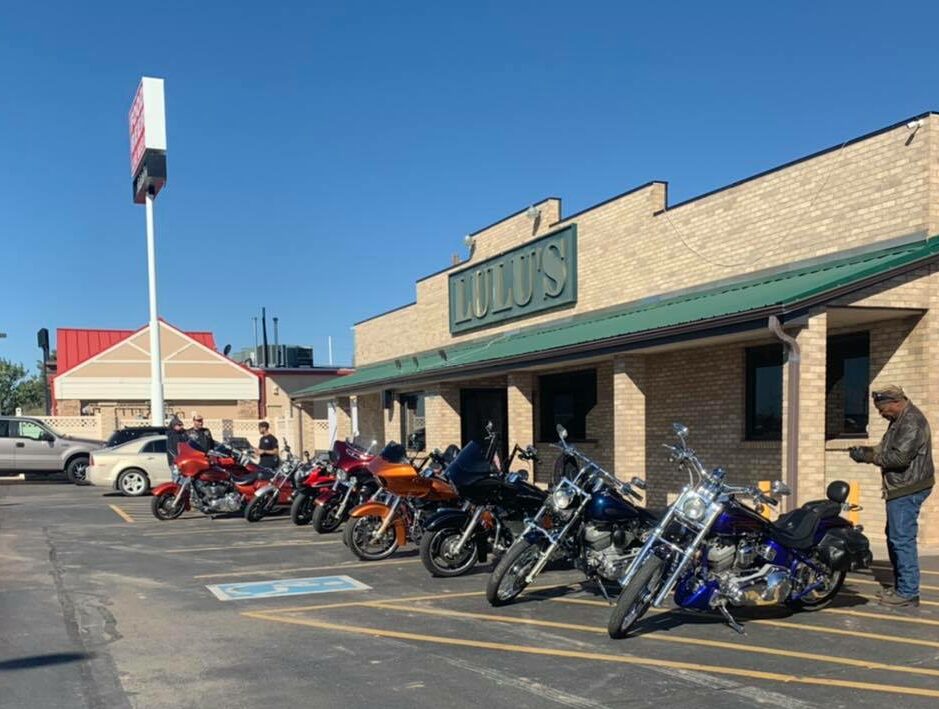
[2,480,939,709]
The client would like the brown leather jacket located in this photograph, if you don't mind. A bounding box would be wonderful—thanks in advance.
[873,402,935,500]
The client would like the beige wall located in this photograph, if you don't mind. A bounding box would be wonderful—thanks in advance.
[356,116,938,366]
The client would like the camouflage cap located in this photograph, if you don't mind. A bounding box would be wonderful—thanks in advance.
[872,384,907,404]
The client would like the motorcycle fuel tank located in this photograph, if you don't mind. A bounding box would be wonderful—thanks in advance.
[587,491,640,522]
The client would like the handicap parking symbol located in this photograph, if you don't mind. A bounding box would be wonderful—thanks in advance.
[207,575,371,601]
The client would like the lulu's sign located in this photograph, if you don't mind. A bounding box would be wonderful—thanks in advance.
[449,225,577,334]
[128,77,167,204]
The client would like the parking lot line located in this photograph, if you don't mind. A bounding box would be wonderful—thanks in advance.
[140,526,308,538]
[164,539,340,553]
[241,611,939,699]
[857,592,939,607]
[850,575,939,593]
[108,504,135,523]
[193,557,422,580]
[869,562,939,577]
[548,597,939,650]
[824,607,939,626]
[368,601,939,679]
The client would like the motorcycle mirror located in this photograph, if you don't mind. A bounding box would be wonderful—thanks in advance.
[512,470,528,481]
[485,421,494,434]
[556,424,568,441]
[631,476,647,490]
[672,423,689,441]
[771,480,792,496]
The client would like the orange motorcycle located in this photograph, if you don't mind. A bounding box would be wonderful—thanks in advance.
[343,442,460,561]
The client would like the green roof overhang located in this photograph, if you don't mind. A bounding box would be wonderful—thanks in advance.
[296,238,939,400]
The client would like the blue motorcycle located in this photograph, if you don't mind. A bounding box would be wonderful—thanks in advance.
[608,423,873,638]
[486,424,652,606]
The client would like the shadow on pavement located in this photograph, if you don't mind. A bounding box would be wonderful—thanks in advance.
[0,652,94,671]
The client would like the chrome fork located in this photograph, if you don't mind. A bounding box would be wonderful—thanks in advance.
[335,482,356,518]
[172,478,190,509]
[451,506,484,555]
[372,495,401,541]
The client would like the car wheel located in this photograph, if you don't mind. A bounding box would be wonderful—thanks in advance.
[66,457,89,484]
[117,468,150,497]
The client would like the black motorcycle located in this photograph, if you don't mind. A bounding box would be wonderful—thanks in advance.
[419,428,545,577]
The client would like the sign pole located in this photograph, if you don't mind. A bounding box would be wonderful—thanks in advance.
[145,188,164,425]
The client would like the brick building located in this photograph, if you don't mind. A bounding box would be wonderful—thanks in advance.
[294,113,939,544]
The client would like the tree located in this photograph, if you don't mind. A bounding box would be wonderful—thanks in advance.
[0,359,45,415]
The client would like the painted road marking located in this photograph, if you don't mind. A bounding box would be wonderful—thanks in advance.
[164,539,340,553]
[869,562,939,578]
[140,526,303,538]
[849,575,939,593]
[549,597,939,650]
[193,558,422,580]
[242,612,939,699]
[108,504,135,523]
[369,601,939,679]
[207,575,371,601]
[824,607,939,626]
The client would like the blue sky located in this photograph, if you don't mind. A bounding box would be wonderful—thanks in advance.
[2,2,937,372]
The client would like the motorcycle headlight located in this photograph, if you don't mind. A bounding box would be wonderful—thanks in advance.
[552,486,574,510]
[336,470,348,482]
[680,495,707,523]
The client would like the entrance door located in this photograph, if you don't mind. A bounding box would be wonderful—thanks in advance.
[460,388,508,463]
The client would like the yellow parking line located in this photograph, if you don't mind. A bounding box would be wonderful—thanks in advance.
[849,576,939,593]
[108,504,135,523]
[370,601,939,679]
[857,593,939,607]
[141,526,304,538]
[242,612,939,699]
[869,562,939,578]
[164,540,340,553]
[548,597,939,650]
[824,607,939,626]
[193,558,422,580]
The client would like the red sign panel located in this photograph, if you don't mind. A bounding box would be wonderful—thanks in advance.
[128,83,146,176]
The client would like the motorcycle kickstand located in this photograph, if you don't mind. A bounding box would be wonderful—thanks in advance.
[592,576,614,606]
[717,603,746,635]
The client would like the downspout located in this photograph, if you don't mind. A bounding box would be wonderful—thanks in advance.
[768,315,799,511]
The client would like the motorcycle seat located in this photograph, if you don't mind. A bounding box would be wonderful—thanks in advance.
[231,470,273,485]
[770,508,821,549]
[801,499,842,519]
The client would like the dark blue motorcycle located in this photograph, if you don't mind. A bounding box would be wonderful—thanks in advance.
[608,423,873,638]
[486,424,652,606]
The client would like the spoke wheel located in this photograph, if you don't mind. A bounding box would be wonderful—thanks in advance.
[608,555,664,639]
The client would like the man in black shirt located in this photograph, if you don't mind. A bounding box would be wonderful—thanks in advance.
[255,422,279,469]
[187,413,216,453]
[166,416,189,466]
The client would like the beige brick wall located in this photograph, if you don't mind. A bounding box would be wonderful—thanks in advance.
[356,117,936,366]
[507,372,535,476]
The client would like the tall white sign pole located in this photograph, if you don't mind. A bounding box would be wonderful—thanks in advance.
[129,77,168,426]
[145,190,164,425]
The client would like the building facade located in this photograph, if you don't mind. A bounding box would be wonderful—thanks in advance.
[295,113,939,544]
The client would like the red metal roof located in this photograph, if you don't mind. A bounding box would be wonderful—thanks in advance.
[56,324,217,374]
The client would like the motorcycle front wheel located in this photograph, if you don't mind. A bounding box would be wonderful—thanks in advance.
[607,555,665,639]
[151,491,185,521]
[343,514,399,561]
[244,492,274,523]
[290,492,315,526]
[311,499,345,534]
[420,526,479,578]
[486,539,542,606]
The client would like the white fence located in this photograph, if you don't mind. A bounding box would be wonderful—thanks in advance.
[34,414,333,452]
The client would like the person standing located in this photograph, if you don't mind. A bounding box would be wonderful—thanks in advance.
[850,385,935,607]
[166,416,189,466]
[255,422,279,469]
[187,413,216,452]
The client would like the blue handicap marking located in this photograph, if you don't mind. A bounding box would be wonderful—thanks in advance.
[207,575,371,601]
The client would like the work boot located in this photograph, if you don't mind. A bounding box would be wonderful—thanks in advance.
[877,587,920,607]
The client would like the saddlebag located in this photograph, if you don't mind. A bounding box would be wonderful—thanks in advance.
[817,527,873,571]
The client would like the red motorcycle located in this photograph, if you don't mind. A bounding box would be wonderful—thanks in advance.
[299,439,377,532]
[288,452,337,525]
[151,443,264,520]
[242,442,306,523]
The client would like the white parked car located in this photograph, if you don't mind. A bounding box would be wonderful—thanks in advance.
[87,435,171,496]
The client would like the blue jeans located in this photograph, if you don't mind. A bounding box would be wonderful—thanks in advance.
[885,488,932,597]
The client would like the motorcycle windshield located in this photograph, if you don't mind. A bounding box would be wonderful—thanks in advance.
[445,441,493,490]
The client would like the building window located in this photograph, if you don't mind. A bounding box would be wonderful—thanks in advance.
[745,345,783,441]
[539,369,597,442]
[826,332,870,438]
[400,393,426,451]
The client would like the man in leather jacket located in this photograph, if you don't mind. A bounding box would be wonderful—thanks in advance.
[187,413,216,453]
[166,416,189,467]
[850,385,934,607]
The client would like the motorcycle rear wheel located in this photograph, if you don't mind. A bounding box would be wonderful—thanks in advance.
[607,555,665,639]
[311,499,344,534]
[420,526,478,578]
[343,514,399,561]
[290,492,315,526]
[788,568,846,611]
[486,540,541,606]
[151,491,185,521]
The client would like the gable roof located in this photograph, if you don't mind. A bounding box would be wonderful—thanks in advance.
[295,237,939,399]
[57,323,217,374]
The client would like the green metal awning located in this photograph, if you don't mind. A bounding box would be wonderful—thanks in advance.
[297,239,939,399]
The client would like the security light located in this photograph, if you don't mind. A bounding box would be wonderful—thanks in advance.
[526,204,541,220]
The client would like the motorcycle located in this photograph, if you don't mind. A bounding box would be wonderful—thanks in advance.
[243,442,304,522]
[292,438,377,528]
[419,426,545,577]
[150,442,262,520]
[607,423,873,639]
[342,443,459,561]
[288,452,336,526]
[486,423,651,606]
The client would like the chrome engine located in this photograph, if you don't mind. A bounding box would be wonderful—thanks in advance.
[583,522,641,581]
[194,481,243,513]
[706,538,791,606]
